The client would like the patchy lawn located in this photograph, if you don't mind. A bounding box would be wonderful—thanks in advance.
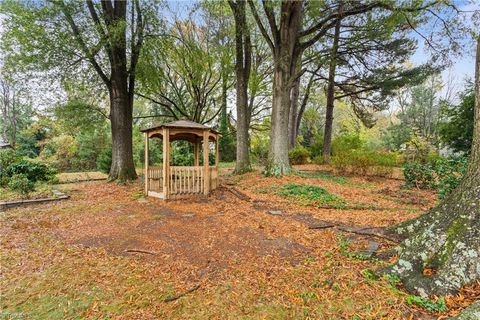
[1,166,476,319]
[0,183,58,201]
[56,171,108,184]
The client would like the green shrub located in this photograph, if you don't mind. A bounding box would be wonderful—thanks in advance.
[403,155,468,196]
[39,134,78,171]
[308,137,323,158]
[0,149,21,186]
[8,174,35,196]
[5,159,56,183]
[403,162,436,189]
[96,147,112,174]
[331,133,363,155]
[434,156,468,198]
[331,150,400,177]
[0,149,19,170]
[288,145,311,165]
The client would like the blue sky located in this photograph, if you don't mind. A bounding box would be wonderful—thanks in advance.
[410,0,479,92]
[166,0,479,89]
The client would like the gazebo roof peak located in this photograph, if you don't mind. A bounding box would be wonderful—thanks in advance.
[141,119,218,134]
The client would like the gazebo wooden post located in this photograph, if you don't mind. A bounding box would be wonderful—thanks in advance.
[144,133,149,195]
[163,128,170,199]
[193,140,199,166]
[203,130,210,195]
[215,135,219,167]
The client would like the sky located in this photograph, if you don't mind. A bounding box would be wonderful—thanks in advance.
[409,0,480,97]
[0,0,478,107]
[164,0,479,98]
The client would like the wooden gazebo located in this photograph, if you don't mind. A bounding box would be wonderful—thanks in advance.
[141,120,220,200]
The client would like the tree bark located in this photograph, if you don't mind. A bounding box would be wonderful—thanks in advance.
[383,37,480,297]
[260,1,303,176]
[229,0,252,173]
[288,76,301,149]
[322,4,342,163]
[295,72,315,142]
[106,1,137,182]
[60,0,142,182]
[109,77,137,182]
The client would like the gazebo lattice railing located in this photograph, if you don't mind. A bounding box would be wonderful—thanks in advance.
[141,120,220,200]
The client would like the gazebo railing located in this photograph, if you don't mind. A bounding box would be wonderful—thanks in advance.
[169,166,204,195]
[147,165,218,197]
[147,166,163,193]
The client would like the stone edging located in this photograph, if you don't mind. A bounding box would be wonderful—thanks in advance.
[0,190,70,210]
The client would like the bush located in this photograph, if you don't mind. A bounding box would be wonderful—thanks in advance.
[0,149,21,186]
[403,162,436,189]
[4,159,56,183]
[96,147,112,174]
[8,174,35,196]
[39,134,77,171]
[434,156,468,198]
[307,135,323,158]
[331,133,363,155]
[0,149,19,170]
[289,145,311,165]
[251,133,270,165]
[403,155,468,197]
[332,150,400,177]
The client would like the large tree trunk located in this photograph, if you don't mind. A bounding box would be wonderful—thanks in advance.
[109,76,137,182]
[229,0,252,173]
[59,0,142,182]
[264,1,303,176]
[384,37,480,297]
[106,1,137,182]
[322,5,342,163]
[268,63,292,174]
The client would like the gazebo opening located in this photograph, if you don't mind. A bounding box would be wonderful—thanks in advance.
[141,120,220,200]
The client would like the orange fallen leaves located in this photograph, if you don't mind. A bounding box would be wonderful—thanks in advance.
[0,168,476,319]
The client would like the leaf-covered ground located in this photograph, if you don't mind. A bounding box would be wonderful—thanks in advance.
[1,166,478,319]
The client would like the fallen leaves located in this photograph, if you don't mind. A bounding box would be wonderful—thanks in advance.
[0,168,476,319]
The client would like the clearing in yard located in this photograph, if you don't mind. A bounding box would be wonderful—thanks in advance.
[1,166,477,319]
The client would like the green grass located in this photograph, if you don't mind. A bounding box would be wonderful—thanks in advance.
[0,182,56,201]
[219,161,236,169]
[277,183,347,208]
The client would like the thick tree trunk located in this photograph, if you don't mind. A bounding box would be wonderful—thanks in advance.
[383,37,480,297]
[235,73,251,173]
[109,79,137,182]
[268,64,293,175]
[322,6,342,163]
[288,76,301,149]
[229,0,251,173]
[106,1,137,182]
[60,0,141,182]
[264,1,303,176]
